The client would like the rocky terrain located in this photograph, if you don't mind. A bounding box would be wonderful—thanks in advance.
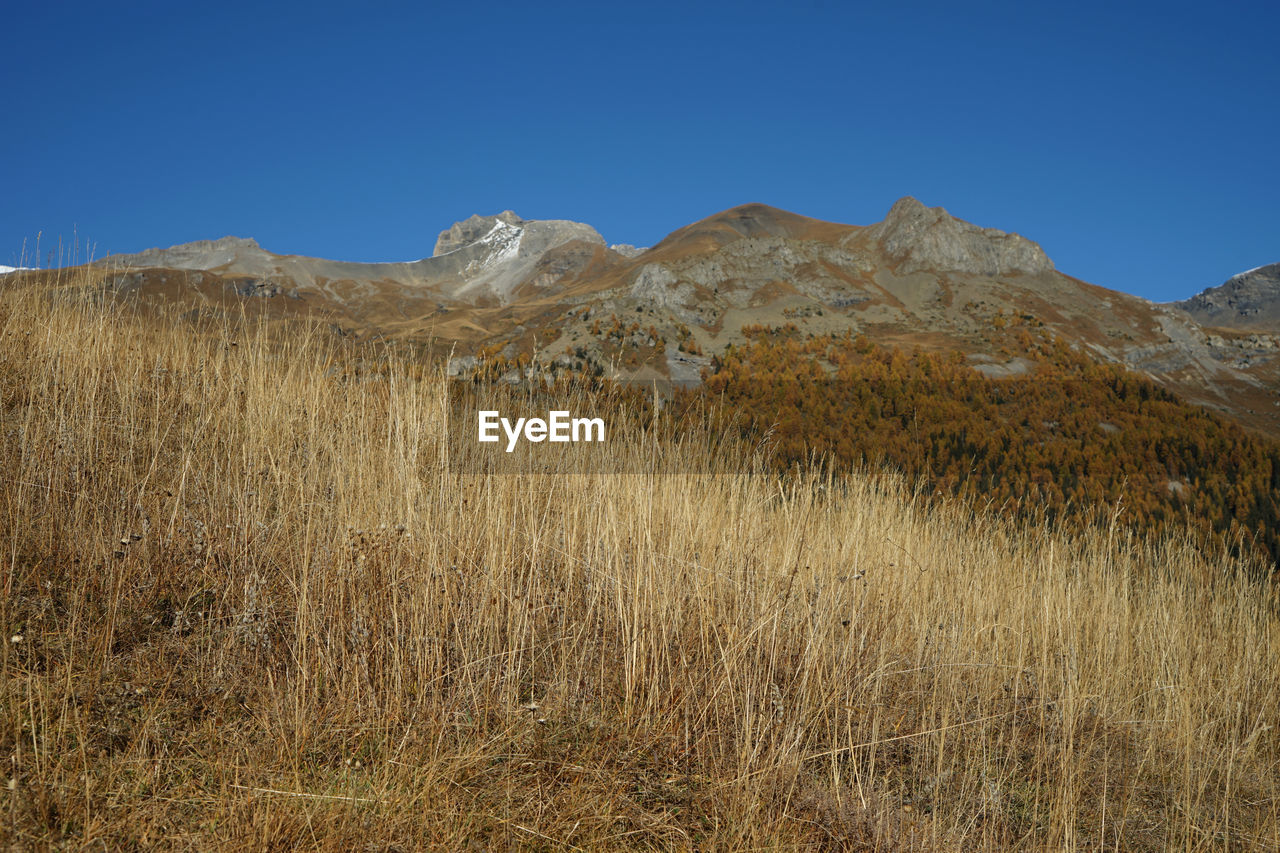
[27,198,1279,435]
[1174,263,1280,331]
[863,196,1055,276]
[99,210,609,305]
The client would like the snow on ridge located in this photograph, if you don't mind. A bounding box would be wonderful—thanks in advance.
[0,265,32,275]
[1229,263,1274,281]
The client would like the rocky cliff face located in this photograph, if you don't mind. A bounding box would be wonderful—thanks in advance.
[433,211,526,257]
[1175,263,1280,331]
[103,236,268,271]
[862,197,1054,276]
[429,211,608,301]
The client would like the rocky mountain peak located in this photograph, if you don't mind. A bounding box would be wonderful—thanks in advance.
[1175,262,1280,331]
[867,197,1054,276]
[433,211,526,257]
[103,235,268,270]
[1225,263,1280,290]
[206,235,262,250]
[884,196,930,219]
[426,211,607,302]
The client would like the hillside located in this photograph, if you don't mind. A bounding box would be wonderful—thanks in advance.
[16,199,1276,438]
[2,279,1278,849]
[10,201,1278,568]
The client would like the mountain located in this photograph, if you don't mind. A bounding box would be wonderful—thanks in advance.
[53,198,1280,435]
[99,211,611,305]
[1174,263,1280,331]
[863,196,1054,276]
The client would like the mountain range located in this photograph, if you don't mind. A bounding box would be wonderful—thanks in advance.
[12,199,1279,435]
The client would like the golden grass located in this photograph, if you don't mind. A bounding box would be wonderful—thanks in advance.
[1,277,1278,850]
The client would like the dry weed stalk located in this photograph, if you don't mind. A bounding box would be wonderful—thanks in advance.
[0,274,1276,850]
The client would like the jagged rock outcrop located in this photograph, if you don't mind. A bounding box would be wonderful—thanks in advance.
[1175,263,1280,331]
[629,263,693,311]
[862,197,1054,276]
[433,211,606,262]
[103,236,267,271]
[432,212,607,301]
[98,212,610,304]
[433,211,526,257]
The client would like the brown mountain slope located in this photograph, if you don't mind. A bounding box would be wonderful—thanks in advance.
[13,198,1279,434]
[648,203,861,256]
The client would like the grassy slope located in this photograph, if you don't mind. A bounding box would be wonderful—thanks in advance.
[682,327,1280,568]
[2,280,1278,850]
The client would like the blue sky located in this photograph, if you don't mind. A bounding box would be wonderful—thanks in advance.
[2,0,1276,301]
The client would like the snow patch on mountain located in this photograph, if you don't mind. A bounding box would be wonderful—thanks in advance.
[465,220,523,275]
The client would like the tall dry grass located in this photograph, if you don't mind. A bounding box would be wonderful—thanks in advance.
[1,276,1278,850]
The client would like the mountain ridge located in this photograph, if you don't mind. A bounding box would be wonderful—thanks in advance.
[53,198,1278,436]
[1174,262,1280,331]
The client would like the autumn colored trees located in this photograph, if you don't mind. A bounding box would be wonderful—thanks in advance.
[677,328,1280,568]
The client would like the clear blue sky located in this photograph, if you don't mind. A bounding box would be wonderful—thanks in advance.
[3,0,1276,301]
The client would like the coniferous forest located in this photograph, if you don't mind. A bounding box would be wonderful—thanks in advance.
[675,325,1280,570]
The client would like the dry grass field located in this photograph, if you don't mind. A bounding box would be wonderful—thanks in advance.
[2,277,1278,850]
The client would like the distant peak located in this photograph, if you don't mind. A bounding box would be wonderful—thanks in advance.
[432,212,608,264]
[1174,261,1280,331]
[1229,262,1280,281]
[101,234,268,270]
[720,202,788,216]
[885,196,930,217]
[869,197,1054,276]
[650,203,852,251]
[434,212,526,257]
[206,235,262,250]
[882,196,963,228]
[706,202,803,223]
[609,243,646,258]
[155,235,262,252]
